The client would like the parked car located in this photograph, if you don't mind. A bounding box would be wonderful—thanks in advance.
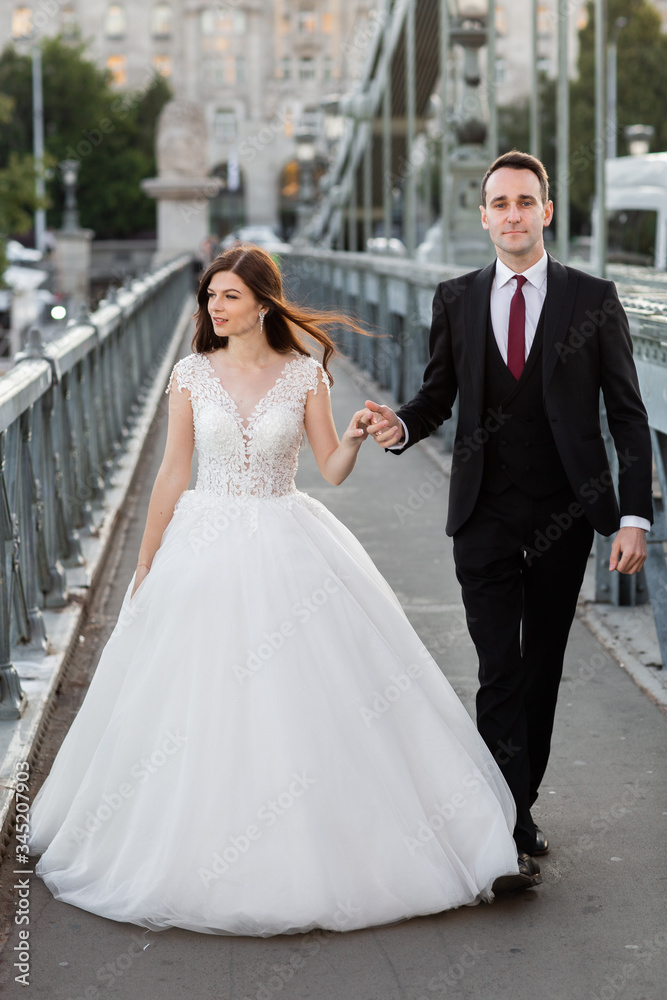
[365,237,407,257]
[6,239,43,264]
[221,226,291,253]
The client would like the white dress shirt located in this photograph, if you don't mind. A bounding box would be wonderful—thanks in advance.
[390,251,649,532]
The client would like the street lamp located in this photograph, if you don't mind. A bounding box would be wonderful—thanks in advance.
[60,159,81,232]
[607,17,627,159]
[295,127,316,244]
[624,124,654,157]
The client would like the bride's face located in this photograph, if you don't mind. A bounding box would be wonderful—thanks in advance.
[207,270,264,340]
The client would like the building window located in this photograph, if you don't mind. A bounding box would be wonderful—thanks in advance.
[323,56,333,82]
[152,2,172,38]
[214,108,237,144]
[495,56,506,84]
[298,9,317,34]
[537,54,550,73]
[281,11,290,33]
[61,4,77,38]
[152,54,172,77]
[280,56,291,80]
[12,6,32,38]
[301,107,320,133]
[235,56,245,85]
[106,54,127,86]
[322,6,333,34]
[105,4,126,39]
[537,4,551,37]
[201,9,245,36]
[495,4,506,36]
[299,57,315,82]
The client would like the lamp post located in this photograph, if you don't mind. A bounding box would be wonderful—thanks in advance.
[607,17,627,159]
[594,0,607,277]
[295,127,316,246]
[60,159,81,232]
[624,124,654,157]
[32,41,46,254]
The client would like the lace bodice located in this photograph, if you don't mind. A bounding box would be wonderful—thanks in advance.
[166,351,330,501]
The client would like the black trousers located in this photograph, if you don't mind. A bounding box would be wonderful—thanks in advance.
[452,484,594,854]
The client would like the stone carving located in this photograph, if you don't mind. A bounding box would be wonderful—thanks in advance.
[156,100,208,178]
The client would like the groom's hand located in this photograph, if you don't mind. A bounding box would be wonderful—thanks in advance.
[609,527,647,575]
[364,400,404,448]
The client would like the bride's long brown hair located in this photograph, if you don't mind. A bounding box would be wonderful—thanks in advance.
[191,244,370,384]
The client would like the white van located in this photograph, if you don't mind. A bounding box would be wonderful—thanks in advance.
[606,153,667,269]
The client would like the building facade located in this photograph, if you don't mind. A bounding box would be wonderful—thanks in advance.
[2,0,373,233]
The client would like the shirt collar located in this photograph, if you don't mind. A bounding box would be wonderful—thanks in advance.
[495,250,548,291]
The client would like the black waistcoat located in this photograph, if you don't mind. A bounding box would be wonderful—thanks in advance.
[481,307,570,497]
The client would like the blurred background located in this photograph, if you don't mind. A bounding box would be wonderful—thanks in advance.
[2,0,667,355]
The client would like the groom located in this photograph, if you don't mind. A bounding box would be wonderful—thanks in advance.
[366,150,653,889]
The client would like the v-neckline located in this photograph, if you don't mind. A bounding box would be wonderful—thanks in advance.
[199,351,299,433]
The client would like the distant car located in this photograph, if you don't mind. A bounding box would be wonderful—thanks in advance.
[6,240,43,264]
[415,222,442,263]
[366,237,407,257]
[220,226,291,253]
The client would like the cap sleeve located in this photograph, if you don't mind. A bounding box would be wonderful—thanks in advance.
[308,358,331,396]
[165,356,194,395]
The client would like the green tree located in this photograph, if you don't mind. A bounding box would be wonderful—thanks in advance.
[569,0,667,232]
[0,34,171,239]
[0,94,42,283]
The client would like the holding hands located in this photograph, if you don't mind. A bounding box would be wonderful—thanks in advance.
[343,401,404,449]
[363,400,405,448]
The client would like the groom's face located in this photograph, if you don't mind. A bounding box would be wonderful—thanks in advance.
[479,167,554,261]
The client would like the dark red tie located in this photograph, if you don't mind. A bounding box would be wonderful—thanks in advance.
[507,274,528,380]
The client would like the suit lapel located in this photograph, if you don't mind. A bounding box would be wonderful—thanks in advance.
[543,254,579,392]
[467,260,496,413]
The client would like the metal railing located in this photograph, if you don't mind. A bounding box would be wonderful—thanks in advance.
[283,249,667,667]
[0,255,193,719]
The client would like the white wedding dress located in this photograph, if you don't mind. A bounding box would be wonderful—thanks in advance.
[29,351,519,936]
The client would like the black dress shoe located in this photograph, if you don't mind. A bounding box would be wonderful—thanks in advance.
[533,827,549,856]
[492,853,542,894]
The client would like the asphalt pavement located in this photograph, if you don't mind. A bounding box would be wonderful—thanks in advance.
[0,343,665,1000]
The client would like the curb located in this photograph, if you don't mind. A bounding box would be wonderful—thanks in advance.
[0,297,195,859]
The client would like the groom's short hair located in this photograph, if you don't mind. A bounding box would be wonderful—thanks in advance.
[480,151,549,207]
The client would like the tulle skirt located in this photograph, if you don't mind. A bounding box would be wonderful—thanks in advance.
[29,489,519,936]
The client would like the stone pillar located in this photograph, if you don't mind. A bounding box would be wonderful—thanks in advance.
[53,228,95,310]
[141,100,223,267]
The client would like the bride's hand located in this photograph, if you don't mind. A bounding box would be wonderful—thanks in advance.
[342,408,374,446]
[131,563,150,598]
[364,400,404,447]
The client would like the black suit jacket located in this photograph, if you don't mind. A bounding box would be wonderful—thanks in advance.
[394,255,654,537]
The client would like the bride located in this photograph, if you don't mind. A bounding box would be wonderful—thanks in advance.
[28,244,525,937]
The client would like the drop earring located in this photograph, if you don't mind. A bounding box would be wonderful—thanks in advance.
[259,311,265,335]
